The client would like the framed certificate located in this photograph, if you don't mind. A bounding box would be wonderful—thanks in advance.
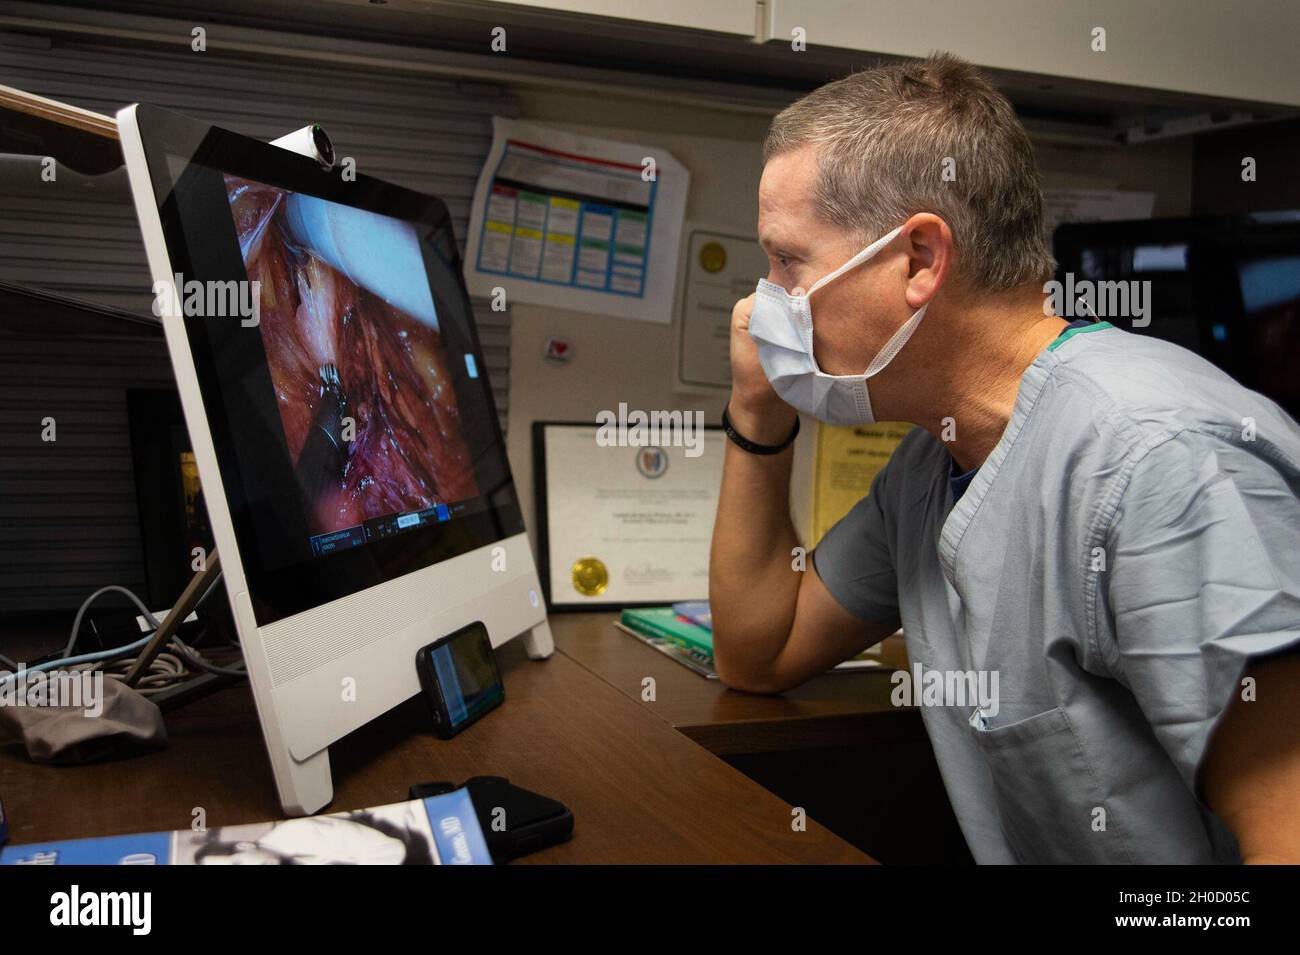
[532,420,725,611]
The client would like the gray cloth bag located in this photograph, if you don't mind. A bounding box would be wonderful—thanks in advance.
[0,672,167,764]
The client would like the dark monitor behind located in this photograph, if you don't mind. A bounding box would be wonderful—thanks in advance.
[1054,211,1300,420]
[127,388,215,608]
[0,282,171,616]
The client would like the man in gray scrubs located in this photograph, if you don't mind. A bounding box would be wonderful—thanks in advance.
[710,53,1300,864]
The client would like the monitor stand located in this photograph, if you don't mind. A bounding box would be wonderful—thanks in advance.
[521,619,555,659]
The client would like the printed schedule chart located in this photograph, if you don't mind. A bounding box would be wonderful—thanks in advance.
[474,139,657,297]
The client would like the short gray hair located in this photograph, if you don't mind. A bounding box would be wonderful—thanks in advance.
[764,52,1055,291]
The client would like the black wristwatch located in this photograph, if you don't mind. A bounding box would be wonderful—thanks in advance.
[721,403,800,455]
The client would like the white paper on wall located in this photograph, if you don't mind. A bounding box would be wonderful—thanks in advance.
[1044,187,1156,235]
[464,117,689,325]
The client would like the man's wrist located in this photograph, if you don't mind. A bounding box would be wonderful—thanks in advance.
[725,396,799,448]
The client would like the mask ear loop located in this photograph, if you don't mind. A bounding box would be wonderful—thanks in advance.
[864,302,928,377]
[800,224,913,379]
[805,225,905,298]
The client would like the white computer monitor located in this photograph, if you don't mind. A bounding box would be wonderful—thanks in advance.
[116,103,552,816]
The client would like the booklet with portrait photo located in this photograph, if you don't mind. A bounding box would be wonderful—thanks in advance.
[0,788,491,865]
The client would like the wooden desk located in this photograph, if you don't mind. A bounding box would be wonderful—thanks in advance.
[0,638,871,864]
[552,613,925,755]
[552,613,973,865]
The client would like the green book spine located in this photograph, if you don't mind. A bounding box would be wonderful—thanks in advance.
[619,607,713,655]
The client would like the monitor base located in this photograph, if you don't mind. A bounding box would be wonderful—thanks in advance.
[278,746,334,818]
[521,619,555,659]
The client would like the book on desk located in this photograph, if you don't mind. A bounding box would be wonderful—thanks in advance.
[617,603,890,680]
[0,788,491,866]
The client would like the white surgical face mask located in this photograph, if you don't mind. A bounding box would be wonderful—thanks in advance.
[748,225,927,425]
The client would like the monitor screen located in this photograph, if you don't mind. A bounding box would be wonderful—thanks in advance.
[1236,253,1300,415]
[1054,214,1300,421]
[1073,238,1202,352]
[138,107,524,625]
[222,175,485,559]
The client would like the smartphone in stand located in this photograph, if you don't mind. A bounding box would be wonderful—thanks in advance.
[415,621,504,739]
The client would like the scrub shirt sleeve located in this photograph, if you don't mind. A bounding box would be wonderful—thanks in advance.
[1101,429,1300,792]
[811,459,900,626]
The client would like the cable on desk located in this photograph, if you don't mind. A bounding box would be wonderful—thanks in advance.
[64,574,227,658]
[1,633,155,685]
[65,584,162,657]
[77,650,189,695]
[168,637,247,678]
[3,580,246,694]
[70,639,247,698]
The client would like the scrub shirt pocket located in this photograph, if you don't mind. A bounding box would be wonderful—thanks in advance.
[969,706,1130,864]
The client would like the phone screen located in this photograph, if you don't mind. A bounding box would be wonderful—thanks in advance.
[426,624,503,730]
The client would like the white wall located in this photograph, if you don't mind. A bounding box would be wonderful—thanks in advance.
[477,0,757,36]
[765,0,1300,107]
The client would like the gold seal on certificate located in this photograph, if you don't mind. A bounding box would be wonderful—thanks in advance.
[571,556,609,597]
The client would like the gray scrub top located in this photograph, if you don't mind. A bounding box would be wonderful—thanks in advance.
[813,322,1300,864]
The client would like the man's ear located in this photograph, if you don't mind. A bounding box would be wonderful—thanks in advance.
[901,213,953,309]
